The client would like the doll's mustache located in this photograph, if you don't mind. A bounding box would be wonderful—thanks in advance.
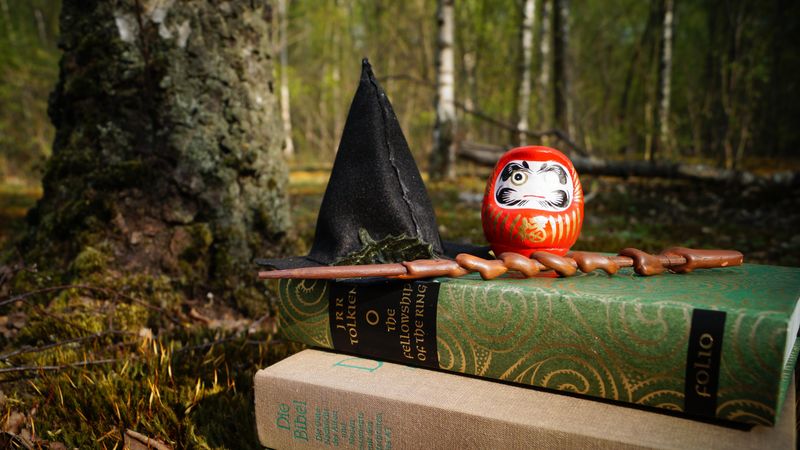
[496,187,569,208]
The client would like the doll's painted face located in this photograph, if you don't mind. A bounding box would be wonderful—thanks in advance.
[494,160,573,211]
[481,146,583,257]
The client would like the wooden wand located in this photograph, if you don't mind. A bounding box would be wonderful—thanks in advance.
[258,247,744,281]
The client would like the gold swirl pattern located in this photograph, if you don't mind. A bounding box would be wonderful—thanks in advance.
[716,399,775,426]
[277,279,332,347]
[724,310,786,390]
[635,389,684,408]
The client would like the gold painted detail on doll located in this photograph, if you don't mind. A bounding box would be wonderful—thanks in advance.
[524,216,548,243]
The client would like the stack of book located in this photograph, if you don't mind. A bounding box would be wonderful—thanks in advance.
[255,263,800,449]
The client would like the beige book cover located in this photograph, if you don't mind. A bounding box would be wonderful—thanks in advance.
[254,349,795,449]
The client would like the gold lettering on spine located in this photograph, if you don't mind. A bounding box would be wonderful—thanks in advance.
[694,332,715,398]
[399,284,413,359]
[414,284,428,362]
[345,288,358,345]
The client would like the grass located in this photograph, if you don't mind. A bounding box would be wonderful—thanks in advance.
[0,168,798,448]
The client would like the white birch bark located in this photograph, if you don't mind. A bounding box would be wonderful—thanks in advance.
[516,0,537,145]
[430,0,456,180]
[278,0,295,157]
[656,0,674,158]
[537,0,551,130]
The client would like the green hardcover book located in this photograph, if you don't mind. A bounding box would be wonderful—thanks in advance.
[275,263,800,425]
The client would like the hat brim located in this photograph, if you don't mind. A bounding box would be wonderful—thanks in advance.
[254,241,492,270]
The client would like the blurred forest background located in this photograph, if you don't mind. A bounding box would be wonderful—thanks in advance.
[2,0,800,182]
[0,0,799,447]
[3,0,799,256]
[281,0,800,171]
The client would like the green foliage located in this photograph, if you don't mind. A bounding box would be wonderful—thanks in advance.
[279,0,799,168]
[0,0,60,183]
[4,0,799,185]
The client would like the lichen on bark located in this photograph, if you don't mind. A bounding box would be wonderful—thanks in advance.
[20,0,290,310]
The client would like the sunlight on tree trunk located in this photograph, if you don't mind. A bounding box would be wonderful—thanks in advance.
[537,0,551,134]
[655,0,674,160]
[22,0,290,312]
[429,0,456,180]
[278,0,295,158]
[515,0,536,146]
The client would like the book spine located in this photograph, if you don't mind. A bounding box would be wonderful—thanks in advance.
[253,353,639,450]
[276,277,788,425]
[255,373,397,450]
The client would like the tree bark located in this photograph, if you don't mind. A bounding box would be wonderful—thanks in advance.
[429,0,457,180]
[654,0,674,159]
[552,0,573,140]
[618,3,657,157]
[536,0,552,132]
[278,0,295,158]
[22,0,290,309]
[515,0,536,146]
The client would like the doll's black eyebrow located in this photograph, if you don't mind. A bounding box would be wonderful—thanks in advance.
[537,164,568,184]
[500,163,532,181]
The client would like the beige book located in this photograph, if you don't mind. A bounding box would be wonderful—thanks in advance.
[254,349,796,449]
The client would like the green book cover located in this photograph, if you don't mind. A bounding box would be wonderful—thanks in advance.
[274,263,800,425]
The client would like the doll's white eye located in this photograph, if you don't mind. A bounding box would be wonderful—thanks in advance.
[511,171,528,185]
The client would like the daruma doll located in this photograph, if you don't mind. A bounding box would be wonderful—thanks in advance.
[481,146,584,257]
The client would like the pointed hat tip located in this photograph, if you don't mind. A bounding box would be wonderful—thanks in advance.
[361,58,375,80]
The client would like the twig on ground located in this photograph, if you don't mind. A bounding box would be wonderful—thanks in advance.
[0,358,123,376]
[125,429,173,450]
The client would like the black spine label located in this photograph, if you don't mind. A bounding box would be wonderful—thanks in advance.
[684,308,726,417]
[329,279,440,369]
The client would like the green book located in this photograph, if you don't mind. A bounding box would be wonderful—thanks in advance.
[275,263,800,425]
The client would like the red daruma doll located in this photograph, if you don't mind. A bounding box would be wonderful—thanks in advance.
[481,146,584,257]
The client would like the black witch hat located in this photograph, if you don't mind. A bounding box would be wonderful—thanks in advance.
[256,59,486,270]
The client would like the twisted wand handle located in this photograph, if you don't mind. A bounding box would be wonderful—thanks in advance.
[258,247,743,281]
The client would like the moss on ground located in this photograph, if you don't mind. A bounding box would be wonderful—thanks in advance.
[0,267,288,448]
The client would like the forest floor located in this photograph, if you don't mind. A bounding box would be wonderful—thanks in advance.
[0,169,799,448]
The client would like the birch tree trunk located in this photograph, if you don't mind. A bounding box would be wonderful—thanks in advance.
[429,0,457,180]
[515,0,536,146]
[655,0,674,159]
[552,0,574,139]
[537,0,552,132]
[22,0,290,311]
[278,0,295,157]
